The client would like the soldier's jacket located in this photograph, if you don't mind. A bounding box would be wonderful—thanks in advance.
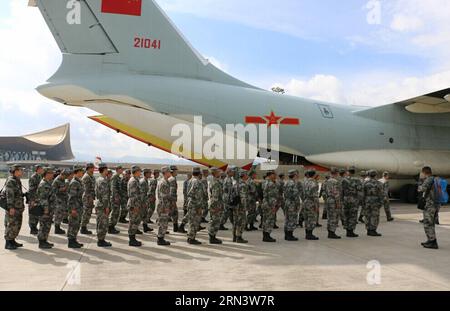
[157,178,171,211]
[68,177,83,211]
[303,178,319,202]
[28,173,42,202]
[262,180,278,208]
[183,178,190,199]
[37,179,53,211]
[139,177,150,204]
[324,178,342,205]
[127,177,142,210]
[4,176,25,211]
[168,176,178,203]
[82,173,96,203]
[95,176,111,210]
[276,180,284,200]
[110,173,122,205]
[148,177,158,202]
[247,178,257,202]
[363,179,384,206]
[200,178,208,202]
[120,176,129,200]
[222,177,234,205]
[284,179,301,205]
[296,180,305,202]
[209,177,223,207]
[378,178,390,199]
[342,176,363,200]
[235,179,249,209]
[51,176,68,205]
[187,177,203,208]
[418,176,438,206]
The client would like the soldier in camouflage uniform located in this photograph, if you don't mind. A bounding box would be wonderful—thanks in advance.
[95,163,112,247]
[319,174,330,220]
[201,169,210,223]
[186,167,204,245]
[169,166,180,232]
[80,163,96,235]
[28,164,43,235]
[363,170,384,237]
[324,168,343,239]
[274,173,285,229]
[358,171,368,224]
[379,172,394,222]
[109,166,123,234]
[4,165,25,250]
[418,166,440,249]
[128,166,143,247]
[36,167,55,249]
[147,169,159,224]
[119,169,131,224]
[220,167,235,231]
[262,171,278,242]
[284,170,301,241]
[208,168,224,244]
[303,170,320,240]
[63,170,74,224]
[52,169,69,235]
[232,170,249,244]
[67,166,84,249]
[341,167,362,238]
[297,172,305,228]
[246,171,258,231]
[181,173,192,231]
[140,169,154,233]
[155,167,172,246]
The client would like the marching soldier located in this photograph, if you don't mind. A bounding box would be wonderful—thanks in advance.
[418,166,440,249]
[220,167,235,231]
[95,163,112,247]
[52,169,69,235]
[128,166,143,247]
[182,173,192,231]
[80,163,96,235]
[109,166,123,234]
[274,173,285,229]
[297,171,305,228]
[4,165,25,250]
[169,166,179,232]
[64,170,74,224]
[147,169,160,224]
[28,164,43,235]
[364,170,384,237]
[341,166,362,238]
[303,170,320,240]
[379,172,394,222]
[262,170,278,242]
[208,167,224,244]
[140,169,154,233]
[186,167,204,245]
[284,170,301,241]
[67,166,85,249]
[324,168,343,239]
[246,171,258,231]
[232,170,249,244]
[156,167,172,246]
[319,174,330,220]
[36,167,55,249]
[201,169,210,223]
[119,169,131,224]
[358,171,368,223]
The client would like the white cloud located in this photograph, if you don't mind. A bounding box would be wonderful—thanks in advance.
[390,14,423,32]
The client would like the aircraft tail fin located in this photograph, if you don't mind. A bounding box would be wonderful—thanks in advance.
[32,0,256,88]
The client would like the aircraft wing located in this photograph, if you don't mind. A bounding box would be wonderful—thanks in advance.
[393,88,450,113]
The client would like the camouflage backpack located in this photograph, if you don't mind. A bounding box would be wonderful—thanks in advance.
[0,185,7,210]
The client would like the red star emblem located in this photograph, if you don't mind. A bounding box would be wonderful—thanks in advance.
[264,111,282,128]
[245,111,300,127]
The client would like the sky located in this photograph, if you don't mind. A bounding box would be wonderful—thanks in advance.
[1,0,450,161]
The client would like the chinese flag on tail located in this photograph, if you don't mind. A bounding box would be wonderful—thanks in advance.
[101,0,142,16]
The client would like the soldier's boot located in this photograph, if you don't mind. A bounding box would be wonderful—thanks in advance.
[187,238,202,245]
[178,223,187,233]
[97,240,112,247]
[68,238,83,249]
[143,224,154,233]
[219,224,229,231]
[358,215,365,224]
[328,231,341,239]
[249,223,258,231]
[346,230,359,238]
[108,225,120,235]
[422,240,439,249]
[386,211,394,222]
[173,223,179,233]
[12,240,23,248]
[30,225,38,235]
[5,240,17,250]
[136,229,143,235]
[367,230,382,237]
[80,227,93,235]
[119,217,128,224]
[129,235,142,247]
[298,220,304,228]
[285,231,299,242]
[209,234,223,245]
[232,233,237,243]
[263,232,276,243]
[235,236,248,244]
[55,225,66,235]
[157,237,171,246]
[38,240,53,249]
[305,230,319,241]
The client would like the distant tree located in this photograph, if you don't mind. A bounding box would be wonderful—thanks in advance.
[271,87,285,94]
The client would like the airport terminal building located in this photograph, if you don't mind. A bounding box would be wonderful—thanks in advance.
[0,124,74,165]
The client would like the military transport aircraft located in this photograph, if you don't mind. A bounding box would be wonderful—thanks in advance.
[29,0,450,202]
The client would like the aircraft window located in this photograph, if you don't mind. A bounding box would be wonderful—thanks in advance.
[317,104,334,119]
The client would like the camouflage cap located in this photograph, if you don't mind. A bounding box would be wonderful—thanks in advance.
[73,165,84,173]
[61,169,70,176]
[161,166,170,174]
[288,169,298,177]
[210,167,220,173]
[192,167,201,174]
[383,171,390,176]
[368,170,378,178]
[131,166,142,174]
[124,169,131,174]
[85,163,95,170]
[239,170,249,177]
[34,164,43,170]
[202,168,210,174]
[9,164,23,172]
[169,165,178,172]
[348,166,357,173]
[153,169,161,174]
[278,172,285,178]
[98,163,108,170]
[115,165,123,170]
[266,170,276,176]
[226,165,236,173]
[339,168,346,174]
[360,170,367,177]
[330,167,339,174]
[143,168,152,175]
[43,167,54,175]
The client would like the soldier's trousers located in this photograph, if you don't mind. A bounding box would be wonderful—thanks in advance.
[109,197,121,227]
[54,202,67,226]
[187,206,203,240]
[157,204,170,238]
[28,201,39,228]
[202,202,209,219]
[208,203,223,236]
[141,202,149,225]
[342,197,359,231]
[120,199,129,220]
[220,204,233,226]
[96,207,109,241]
[423,204,439,241]
[128,207,143,236]
[298,205,305,224]
[232,205,246,238]
[359,203,366,220]
[81,202,94,227]
[262,203,276,234]
[147,201,156,222]
[326,200,340,232]
[284,202,300,232]
[4,209,24,241]
[170,201,179,224]
[303,201,318,231]
[365,205,381,231]
[67,209,81,239]
[383,198,392,219]
[38,211,54,241]
[247,200,257,225]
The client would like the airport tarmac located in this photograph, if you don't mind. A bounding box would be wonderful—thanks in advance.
[0,179,449,291]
